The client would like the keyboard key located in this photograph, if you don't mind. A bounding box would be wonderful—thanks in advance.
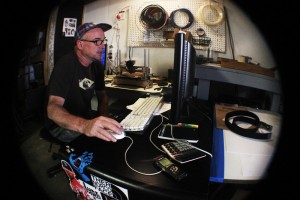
[120,96,163,132]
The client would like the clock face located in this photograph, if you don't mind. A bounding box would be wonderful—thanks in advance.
[196,28,205,36]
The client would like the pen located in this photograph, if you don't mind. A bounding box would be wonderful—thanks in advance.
[176,123,198,128]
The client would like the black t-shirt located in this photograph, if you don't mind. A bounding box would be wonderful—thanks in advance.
[46,50,105,129]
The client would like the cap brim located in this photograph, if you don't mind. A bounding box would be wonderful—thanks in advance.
[94,23,112,32]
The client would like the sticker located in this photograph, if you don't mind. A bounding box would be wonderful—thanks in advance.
[61,160,93,200]
[90,174,129,200]
[69,151,94,182]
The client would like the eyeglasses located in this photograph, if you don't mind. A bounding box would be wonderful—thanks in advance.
[80,38,106,46]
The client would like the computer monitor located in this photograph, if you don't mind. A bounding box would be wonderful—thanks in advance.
[101,44,107,69]
[169,32,196,125]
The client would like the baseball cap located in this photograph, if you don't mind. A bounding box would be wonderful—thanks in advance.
[75,22,112,41]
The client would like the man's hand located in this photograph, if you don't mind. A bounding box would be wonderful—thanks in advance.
[82,116,122,142]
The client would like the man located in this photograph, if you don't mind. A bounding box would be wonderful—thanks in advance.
[46,22,122,143]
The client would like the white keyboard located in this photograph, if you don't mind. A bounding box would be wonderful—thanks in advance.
[120,96,163,132]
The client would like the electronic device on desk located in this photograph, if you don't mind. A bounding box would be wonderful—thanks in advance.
[112,75,153,89]
[158,33,201,163]
[161,140,206,164]
[119,33,196,134]
[112,64,153,89]
[158,123,199,143]
[154,155,188,181]
[161,86,172,102]
[120,95,163,133]
[169,32,196,125]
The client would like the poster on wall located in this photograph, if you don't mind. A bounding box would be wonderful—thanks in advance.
[62,18,77,37]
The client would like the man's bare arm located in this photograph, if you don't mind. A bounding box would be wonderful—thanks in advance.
[47,95,121,142]
[47,95,87,133]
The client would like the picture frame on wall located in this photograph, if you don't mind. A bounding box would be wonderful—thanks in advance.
[62,18,77,37]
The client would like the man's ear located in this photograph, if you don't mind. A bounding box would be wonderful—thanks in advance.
[76,40,82,48]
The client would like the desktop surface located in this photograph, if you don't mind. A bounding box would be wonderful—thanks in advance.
[58,112,213,200]
[210,104,282,183]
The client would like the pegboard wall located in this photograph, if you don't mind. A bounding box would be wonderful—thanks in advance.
[128,0,226,52]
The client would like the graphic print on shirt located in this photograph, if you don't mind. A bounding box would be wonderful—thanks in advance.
[79,78,95,90]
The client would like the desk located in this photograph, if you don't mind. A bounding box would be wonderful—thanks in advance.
[58,110,213,200]
[194,64,282,112]
[210,104,282,183]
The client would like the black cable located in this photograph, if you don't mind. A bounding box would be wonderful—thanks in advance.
[225,110,272,140]
[169,8,194,29]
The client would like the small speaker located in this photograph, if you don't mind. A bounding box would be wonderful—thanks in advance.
[168,69,174,82]
[162,87,172,102]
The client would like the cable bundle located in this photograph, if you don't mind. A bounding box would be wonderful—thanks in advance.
[198,2,224,26]
[169,8,194,29]
[139,4,168,31]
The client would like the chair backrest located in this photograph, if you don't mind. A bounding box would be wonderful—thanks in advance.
[39,86,65,152]
[39,126,65,152]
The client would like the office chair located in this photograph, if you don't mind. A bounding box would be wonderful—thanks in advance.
[39,85,66,178]
[39,126,66,177]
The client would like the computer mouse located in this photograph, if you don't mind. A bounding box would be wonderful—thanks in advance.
[110,127,126,140]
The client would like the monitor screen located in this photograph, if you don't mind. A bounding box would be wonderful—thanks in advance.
[169,32,196,125]
[101,44,107,69]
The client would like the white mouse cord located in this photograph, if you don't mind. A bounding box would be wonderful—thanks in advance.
[124,136,162,175]
[149,114,166,153]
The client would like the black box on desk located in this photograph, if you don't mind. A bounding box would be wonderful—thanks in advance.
[162,87,172,102]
